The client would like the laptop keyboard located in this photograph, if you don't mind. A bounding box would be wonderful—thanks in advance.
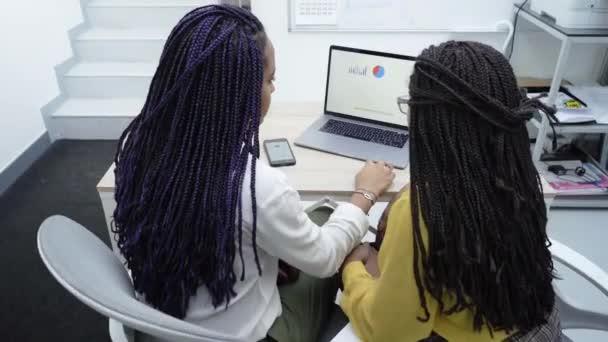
[320,119,409,148]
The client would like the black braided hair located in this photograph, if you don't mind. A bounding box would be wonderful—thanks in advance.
[408,41,555,335]
[112,5,267,318]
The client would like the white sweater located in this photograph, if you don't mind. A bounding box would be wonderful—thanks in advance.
[183,158,369,341]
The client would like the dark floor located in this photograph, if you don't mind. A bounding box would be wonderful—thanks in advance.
[0,140,347,342]
[0,140,117,342]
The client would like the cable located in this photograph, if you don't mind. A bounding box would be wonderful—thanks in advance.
[508,0,530,61]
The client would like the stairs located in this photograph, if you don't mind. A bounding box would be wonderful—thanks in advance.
[45,0,215,140]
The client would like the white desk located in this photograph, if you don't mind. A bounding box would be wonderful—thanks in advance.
[97,102,409,201]
[97,102,558,257]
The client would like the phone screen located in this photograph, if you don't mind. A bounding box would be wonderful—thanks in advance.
[264,139,296,166]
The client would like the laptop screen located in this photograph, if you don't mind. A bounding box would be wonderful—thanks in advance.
[325,46,415,128]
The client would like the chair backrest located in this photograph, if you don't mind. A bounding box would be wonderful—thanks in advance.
[37,215,241,342]
[549,238,608,332]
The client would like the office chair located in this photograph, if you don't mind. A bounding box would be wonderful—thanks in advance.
[38,198,340,342]
[38,215,608,342]
[551,239,608,341]
[37,215,241,342]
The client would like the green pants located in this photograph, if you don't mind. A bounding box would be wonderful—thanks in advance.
[261,206,340,342]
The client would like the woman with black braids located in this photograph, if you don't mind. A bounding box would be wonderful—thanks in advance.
[340,41,560,341]
[112,5,394,342]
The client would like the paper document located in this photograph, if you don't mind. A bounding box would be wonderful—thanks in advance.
[555,112,596,124]
[294,0,338,25]
[567,86,608,124]
[530,92,596,124]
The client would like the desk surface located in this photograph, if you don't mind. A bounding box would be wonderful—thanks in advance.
[97,102,557,200]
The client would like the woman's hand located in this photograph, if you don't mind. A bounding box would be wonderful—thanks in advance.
[351,161,395,213]
[343,243,374,269]
[355,161,395,197]
[342,243,381,278]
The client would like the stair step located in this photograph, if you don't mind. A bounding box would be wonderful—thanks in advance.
[52,98,143,117]
[49,98,143,139]
[65,61,156,77]
[63,62,155,97]
[76,27,171,41]
[88,0,208,7]
[86,0,215,28]
[75,28,169,62]
[47,0,219,139]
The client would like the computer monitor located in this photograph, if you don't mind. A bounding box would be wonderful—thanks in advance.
[324,46,416,128]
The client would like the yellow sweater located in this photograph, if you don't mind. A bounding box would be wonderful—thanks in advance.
[340,190,511,342]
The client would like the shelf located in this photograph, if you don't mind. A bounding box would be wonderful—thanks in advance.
[552,194,608,208]
[530,118,608,134]
[518,4,608,40]
[538,145,608,207]
[515,3,608,203]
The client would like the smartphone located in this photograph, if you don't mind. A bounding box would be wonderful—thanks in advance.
[263,138,296,167]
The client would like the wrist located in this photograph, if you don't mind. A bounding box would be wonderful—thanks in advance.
[354,188,378,205]
[350,193,372,214]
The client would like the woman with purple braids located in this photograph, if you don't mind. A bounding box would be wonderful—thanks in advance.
[112,5,394,342]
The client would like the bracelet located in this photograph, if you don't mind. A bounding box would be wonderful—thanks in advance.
[354,189,377,205]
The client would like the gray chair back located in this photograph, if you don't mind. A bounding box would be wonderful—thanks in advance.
[37,215,240,342]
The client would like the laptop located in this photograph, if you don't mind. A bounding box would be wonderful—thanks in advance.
[294,45,415,169]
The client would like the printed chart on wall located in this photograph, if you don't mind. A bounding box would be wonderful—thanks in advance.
[289,0,515,32]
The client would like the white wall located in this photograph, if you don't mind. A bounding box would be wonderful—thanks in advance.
[0,0,83,173]
[253,1,605,103]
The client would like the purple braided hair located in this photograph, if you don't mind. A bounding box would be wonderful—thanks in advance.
[112,4,267,318]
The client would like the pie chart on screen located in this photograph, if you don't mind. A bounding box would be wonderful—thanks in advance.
[373,65,385,78]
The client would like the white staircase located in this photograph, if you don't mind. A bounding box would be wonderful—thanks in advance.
[44,0,215,140]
